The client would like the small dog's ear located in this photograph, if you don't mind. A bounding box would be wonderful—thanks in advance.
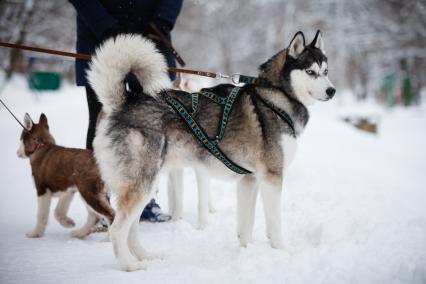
[288,31,305,58]
[24,113,33,131]
[39,113,49,128]
[310,30,325,54]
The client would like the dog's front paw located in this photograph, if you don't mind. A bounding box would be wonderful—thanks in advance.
[238,233,252,247]
[171,212,183,221]
[71,229,89,239]
[131,246,163,261]
[59,216,76,228]
[26,231,44,238]
[142,251,164,261]
[120,260,147,272]
[197,221,207,230]
[270,237,284,250]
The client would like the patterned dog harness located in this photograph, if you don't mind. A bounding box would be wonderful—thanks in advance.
[164,86,252,175]
[163,83,296,175]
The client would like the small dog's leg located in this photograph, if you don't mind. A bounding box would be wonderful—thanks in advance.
[71,207,99,239]
[237,176,258,247]
[195,169,209,229]
[259,178,284,249]
[168,168,183,220]
[78,184,115,225]
[26,191,52,238]
[54,189,76,228]
[110,188,149,272]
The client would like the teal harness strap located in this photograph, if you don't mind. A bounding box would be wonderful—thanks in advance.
[237,75,271,87]
[199,90,227,104]
[163,93,252,175]
[214,87,240,143]
[254,93,296,137]
[190,89,226,116]
[190,87,240,143]
[191,92,199,116]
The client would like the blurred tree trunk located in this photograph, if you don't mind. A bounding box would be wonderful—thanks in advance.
[4,0,35,78]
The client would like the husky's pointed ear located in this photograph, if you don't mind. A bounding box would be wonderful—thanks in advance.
[24,113,33,131]
[288,31,305,58]
[311,30,325,53]
[39,113,49,128]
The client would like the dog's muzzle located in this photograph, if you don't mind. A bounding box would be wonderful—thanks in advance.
[326,87,336,99]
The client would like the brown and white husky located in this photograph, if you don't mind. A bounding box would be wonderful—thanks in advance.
[17,113,115,238]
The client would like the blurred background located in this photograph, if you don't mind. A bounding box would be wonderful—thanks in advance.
[1,1,426,283]
[1,0,425,106]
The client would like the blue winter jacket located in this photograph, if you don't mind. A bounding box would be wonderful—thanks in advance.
[69,0,183,85]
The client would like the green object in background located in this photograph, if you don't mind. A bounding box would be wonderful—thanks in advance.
[402,75,412,106]
[28,72,62,91]
[382,73,395,107]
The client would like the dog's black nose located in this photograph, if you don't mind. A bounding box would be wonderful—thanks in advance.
[326,87,336,98]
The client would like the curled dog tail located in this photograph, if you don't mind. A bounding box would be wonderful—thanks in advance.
[87,34,172,113]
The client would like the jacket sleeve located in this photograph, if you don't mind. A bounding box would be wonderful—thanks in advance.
[68,0,117,39]
[154,0,184,31]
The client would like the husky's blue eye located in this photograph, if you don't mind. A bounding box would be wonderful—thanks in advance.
[324,69,328,75]
[306,70,315,76]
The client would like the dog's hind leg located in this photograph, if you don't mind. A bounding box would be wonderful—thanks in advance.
[26,191,52,238]
[54,188,76,228]
[237,175,258,247]
[78,183,115,225]
[168,168,183,220]
[71,206,99,239]
[259,176,284,249]
[110,187,150,271]
[128,218,162,261]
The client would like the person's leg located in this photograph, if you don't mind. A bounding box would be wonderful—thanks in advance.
[85,85,102,150]
[156,44,176,81]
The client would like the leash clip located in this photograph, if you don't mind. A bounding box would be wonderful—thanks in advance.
[215,72,230,80]
[215,73,241,85]
[231,73,241,84]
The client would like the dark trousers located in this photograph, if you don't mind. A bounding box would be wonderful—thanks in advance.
[85,86,102,150]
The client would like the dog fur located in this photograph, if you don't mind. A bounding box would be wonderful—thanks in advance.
[17,113,115,239]
[88,31,335,271]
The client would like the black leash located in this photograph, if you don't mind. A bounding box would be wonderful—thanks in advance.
[0,98,46,153]
[0,98,27,130]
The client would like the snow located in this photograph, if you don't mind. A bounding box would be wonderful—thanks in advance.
[0,76,425,284]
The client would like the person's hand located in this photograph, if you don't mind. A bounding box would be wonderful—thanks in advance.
[145,20,171,39]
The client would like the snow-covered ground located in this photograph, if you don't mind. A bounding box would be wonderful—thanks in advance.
[0,76,425,284]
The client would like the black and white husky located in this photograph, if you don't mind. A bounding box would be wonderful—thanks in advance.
[88,30,335,271]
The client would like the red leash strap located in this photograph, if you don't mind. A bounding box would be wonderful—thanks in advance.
[0,41,91,61]
[0,41,219,78]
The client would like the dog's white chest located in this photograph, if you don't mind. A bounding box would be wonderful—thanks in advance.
[280,134,298,170]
